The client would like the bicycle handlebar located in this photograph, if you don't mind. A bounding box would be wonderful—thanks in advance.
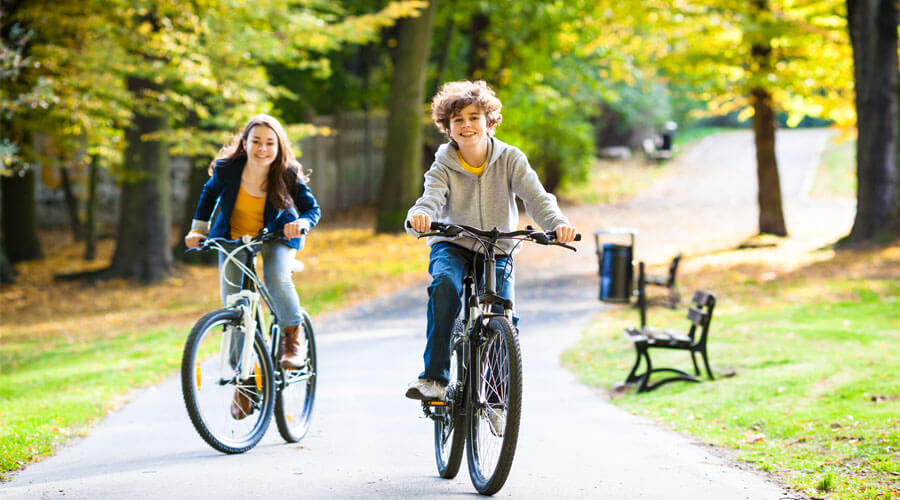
[185,227,307,253]
[406,220,580,251]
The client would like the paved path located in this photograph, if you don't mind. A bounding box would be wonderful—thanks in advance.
[3,129,851,499]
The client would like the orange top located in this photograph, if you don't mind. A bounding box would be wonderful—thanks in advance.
[229,186,266,239]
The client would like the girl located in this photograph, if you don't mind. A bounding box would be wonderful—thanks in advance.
[185,114,321,419]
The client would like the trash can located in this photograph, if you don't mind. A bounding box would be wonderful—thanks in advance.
[594,229,636,303]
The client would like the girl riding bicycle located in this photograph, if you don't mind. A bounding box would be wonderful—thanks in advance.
[405,80,577,402]
[185,114,321,419]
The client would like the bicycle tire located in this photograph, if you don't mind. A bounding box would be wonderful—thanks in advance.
[181,308,275,454]
[466,316,522,495]
[434,319,466,479]
[275,311,318,443]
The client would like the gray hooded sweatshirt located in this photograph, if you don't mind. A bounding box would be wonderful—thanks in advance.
[406,137,569,254]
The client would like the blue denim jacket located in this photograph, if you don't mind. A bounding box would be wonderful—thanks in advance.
[191,160,321,250]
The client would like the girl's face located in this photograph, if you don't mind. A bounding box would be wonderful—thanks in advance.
[449,103,494,148]
[244,125,279,168]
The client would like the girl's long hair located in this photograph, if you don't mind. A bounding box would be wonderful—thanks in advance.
[210,114,309,210]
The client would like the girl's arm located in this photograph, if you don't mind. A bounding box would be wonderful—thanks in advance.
[189,164,226,235]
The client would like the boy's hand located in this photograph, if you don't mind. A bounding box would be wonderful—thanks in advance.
[409,213,431,233]
[554,224,577,244]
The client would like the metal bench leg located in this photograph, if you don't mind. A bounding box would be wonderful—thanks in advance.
[690,351,701,376]
[636,348,652,393]
[625,347,644,385]
[700,348,714,380]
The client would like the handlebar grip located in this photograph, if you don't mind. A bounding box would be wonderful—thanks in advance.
[575,233,582,242]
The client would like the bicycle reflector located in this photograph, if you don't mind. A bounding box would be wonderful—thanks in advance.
[254,363,262,391]
[196,363,202,390]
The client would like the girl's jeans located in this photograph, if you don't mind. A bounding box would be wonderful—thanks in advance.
[219,240,302,328]
[422,242,516,385]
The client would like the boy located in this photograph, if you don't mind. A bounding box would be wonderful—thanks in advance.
[405,80,577,401]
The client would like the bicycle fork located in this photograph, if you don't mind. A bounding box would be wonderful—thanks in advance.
[222,290,265,380]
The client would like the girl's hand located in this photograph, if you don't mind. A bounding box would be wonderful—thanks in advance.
[554,224,577,244]
[185,231,205,249]
[284,219,311,239]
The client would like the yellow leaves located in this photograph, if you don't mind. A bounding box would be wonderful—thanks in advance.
[736,105,755,123]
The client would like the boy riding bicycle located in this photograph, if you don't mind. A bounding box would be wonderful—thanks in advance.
[405,80,577,402]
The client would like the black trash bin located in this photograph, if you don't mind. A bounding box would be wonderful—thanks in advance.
[594,229,636,303]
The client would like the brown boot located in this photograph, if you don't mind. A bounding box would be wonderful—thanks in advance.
[230,379,255,420]
[279,324,306,369]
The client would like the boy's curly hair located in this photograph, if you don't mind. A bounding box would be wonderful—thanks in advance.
[431,80,503,139]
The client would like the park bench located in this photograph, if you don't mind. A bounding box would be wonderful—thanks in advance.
[639,252,681,309]
[623,288,716,393]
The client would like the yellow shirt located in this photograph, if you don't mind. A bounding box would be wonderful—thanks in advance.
[230,186,266,239]
[457,150,486,177]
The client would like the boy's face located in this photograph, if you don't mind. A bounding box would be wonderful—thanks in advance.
[449,103,495,148]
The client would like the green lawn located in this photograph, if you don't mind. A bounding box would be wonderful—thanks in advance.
[563,255,900,499]
[812,136,856,200]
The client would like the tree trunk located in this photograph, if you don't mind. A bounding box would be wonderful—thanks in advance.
[751,88,788,236]
[428,7,455,98]
[106,76,173,283]
[60,166,83,241]
[375,0,437,233]
[84,155,98,260]
[1,166,43,262]
[467,12,490,80]
[846,0,899,241]
[0,181,16,283]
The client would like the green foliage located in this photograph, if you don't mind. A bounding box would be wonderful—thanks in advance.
[626,0,854,128]
[500,83,594,190]
[9,0,426,176]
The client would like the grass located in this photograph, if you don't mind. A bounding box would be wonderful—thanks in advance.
[563,240,900,499]
[811,135,856,200]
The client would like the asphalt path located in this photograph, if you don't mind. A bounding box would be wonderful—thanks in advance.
[4,129,848,499]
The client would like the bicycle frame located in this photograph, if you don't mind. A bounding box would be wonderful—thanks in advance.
[196,233,300,381]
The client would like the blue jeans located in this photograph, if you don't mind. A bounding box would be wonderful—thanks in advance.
[219,241,302,328]
[421,242,516,385]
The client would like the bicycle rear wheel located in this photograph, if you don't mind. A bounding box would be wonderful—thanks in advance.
[181,308,275,454]
[434,319,466,479]
[275,312,317,442]
[466,316,522,495]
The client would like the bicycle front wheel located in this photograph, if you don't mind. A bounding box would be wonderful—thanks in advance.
[181,308,275,454]
[275,312,317,443]
[435,320,466,479]
[466,316,522,495]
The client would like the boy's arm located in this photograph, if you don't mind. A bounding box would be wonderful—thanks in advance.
[509,150,570,231]
[405,164,450,235]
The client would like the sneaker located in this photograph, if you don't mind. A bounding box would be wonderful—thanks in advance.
[405,378,447,401]
[486,407,506,437]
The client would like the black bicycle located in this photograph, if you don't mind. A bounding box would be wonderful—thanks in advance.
[412,222,579,495]
[180,229,316,454]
